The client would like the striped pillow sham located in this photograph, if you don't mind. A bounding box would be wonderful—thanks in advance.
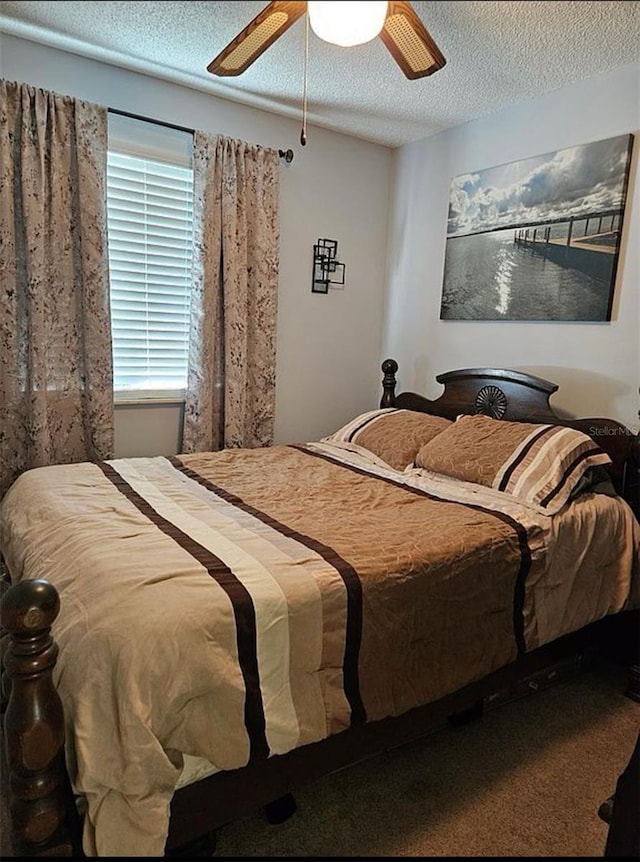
[324,408,452,471]
[415,414,612,513]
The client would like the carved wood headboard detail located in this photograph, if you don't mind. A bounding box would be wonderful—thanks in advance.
[380,358,639,515]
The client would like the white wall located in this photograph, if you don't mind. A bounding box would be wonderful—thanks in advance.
[1,34,392,456]
[383,63,639,430]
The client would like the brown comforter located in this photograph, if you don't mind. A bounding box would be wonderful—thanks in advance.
[1,442,638,856]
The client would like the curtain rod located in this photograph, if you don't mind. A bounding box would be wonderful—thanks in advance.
[107,107,294,163]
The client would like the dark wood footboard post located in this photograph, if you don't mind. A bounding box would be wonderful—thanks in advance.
[381,358,398,408]
[1,579,75,857]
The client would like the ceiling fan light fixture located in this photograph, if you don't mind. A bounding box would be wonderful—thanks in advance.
[207,1,445,83]
[308,1,389,48]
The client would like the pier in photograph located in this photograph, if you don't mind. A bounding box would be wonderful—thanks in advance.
[513,208,623,283]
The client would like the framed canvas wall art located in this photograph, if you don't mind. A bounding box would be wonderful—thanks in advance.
[439,134,634,321]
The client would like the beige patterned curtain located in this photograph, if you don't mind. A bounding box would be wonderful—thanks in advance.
[0,81,113,498]
[182,132,280,453]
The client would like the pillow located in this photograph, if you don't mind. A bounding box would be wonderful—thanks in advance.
[324,408,452,471]
[415,413,612,513]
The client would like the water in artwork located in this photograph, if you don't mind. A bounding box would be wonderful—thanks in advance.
[440,228,615,321]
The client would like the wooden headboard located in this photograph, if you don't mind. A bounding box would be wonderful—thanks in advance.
[380,358,639,515]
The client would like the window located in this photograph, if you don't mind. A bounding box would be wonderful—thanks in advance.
[106,149,193,401]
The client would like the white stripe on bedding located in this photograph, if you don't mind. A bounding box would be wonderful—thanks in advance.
[509,426,580,501]
[493,424,552,492]
[107,458,304,756]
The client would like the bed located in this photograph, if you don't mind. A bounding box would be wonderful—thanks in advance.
[1,361,639,858]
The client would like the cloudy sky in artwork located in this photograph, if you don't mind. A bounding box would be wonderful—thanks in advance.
[447,135,632,237]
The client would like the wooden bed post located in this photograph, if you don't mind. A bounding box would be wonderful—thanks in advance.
[380,358,398,407]
[1,579,75,857]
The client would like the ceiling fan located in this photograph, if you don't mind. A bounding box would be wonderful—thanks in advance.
[207,1,446,81]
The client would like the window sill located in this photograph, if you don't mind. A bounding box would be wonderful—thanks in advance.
[115,398,185,408]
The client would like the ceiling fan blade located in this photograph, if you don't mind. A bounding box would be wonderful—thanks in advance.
[379,1,446,80]
[208,1,307,76]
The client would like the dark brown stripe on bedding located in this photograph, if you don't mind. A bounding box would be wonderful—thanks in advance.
[346,408,399,442]
[167,455,367,726]
[540,447,604,508]
[497,425,555,492]
[294,444,531,656]
[96,461,269,762]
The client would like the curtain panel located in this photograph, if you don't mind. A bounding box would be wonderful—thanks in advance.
[0,80,113,498]
[182,132,280,453]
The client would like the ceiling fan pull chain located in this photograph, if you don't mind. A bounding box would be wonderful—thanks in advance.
[300,10,309,146]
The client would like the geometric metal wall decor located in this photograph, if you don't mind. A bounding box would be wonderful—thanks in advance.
[312,238,346,294]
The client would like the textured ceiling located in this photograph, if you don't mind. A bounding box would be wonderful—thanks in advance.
[1,1,639,147]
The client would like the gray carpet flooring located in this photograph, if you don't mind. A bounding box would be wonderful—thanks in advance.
[2,661,638,857]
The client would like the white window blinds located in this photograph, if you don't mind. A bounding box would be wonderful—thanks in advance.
[106,150,193,399]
